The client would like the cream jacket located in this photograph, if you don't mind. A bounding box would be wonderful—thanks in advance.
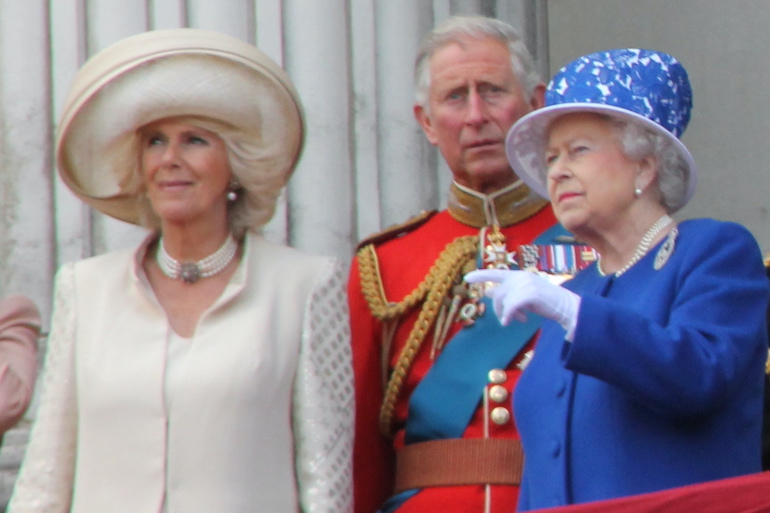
[9,233,353,513]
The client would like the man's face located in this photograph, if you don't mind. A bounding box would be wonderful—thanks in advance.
[415,38,544,194]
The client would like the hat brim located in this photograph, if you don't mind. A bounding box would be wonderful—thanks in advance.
[56,29,305,225]
[505,103,697,212]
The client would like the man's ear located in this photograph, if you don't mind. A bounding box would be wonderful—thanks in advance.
[530,83,546,110]
[414,103,438,145]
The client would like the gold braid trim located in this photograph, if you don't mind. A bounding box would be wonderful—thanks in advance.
[357,236,479,437]
[358,244,430,320]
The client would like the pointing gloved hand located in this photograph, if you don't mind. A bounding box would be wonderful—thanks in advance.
[464,269,581,338]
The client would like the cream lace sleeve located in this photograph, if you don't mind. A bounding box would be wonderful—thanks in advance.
[8,263,78,513]
[293,258,354,513]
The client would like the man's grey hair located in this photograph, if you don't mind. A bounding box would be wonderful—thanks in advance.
[414,15,542,108]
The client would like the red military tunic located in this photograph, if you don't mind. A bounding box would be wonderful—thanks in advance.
[349,182,558,513]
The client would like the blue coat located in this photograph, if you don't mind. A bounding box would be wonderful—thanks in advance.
[514,219,769,510]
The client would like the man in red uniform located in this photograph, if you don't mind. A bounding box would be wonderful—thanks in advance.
[348,15,593,513]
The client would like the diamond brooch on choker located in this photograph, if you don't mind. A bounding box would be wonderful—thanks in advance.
[157,233,238,284]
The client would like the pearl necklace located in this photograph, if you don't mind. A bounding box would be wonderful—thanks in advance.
[598,214,673,277]
[157,233,238,284]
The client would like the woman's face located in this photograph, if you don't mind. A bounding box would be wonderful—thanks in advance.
[544,113,641,238]
[139,118,232,228]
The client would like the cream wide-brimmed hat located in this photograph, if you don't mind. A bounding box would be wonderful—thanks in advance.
[56,28,305,225]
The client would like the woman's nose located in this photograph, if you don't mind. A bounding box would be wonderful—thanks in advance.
[546,157,569,182]
[160,142,182,164]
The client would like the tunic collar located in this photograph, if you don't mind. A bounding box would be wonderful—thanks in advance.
[447,180,549,228]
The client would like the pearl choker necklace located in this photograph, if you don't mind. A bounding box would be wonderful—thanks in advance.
[598,215,673,277]
[157,234,238,284]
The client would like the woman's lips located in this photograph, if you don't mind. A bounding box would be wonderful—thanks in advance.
[557,191,582,203]
[156,181,194,196]
[159,179,192,189]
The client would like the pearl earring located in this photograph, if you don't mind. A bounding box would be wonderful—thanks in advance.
[634,186,643,197]
[227,179,240,202]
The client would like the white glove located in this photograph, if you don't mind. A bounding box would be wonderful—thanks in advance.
[464,269,581,338]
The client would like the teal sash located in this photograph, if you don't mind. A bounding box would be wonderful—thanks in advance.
[404,223,571,444]
[405,300,540,442]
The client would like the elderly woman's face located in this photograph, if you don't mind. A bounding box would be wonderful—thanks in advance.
[139,118,232,228]
[544,113,639,237]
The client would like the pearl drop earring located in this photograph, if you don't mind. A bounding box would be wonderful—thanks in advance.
[227,179,240,202]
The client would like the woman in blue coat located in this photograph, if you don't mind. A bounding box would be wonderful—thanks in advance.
[466,48,769,510]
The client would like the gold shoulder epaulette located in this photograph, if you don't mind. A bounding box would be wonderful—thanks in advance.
[355,210,438,252]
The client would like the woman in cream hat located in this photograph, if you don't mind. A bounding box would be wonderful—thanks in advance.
[9,29,352,513]
[466,48,768,509]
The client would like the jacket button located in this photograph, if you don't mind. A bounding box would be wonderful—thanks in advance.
[555,378,567,397]
[490,406,511,425]
[489,385,508,403]
[549,438,561,457]
[488,369,507,384]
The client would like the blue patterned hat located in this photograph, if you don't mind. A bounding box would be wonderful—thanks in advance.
[506,48,697,212]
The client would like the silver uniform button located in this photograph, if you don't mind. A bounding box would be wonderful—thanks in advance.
[489,385,508,403]
[490,406,511,425]
[488,369,507,385]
